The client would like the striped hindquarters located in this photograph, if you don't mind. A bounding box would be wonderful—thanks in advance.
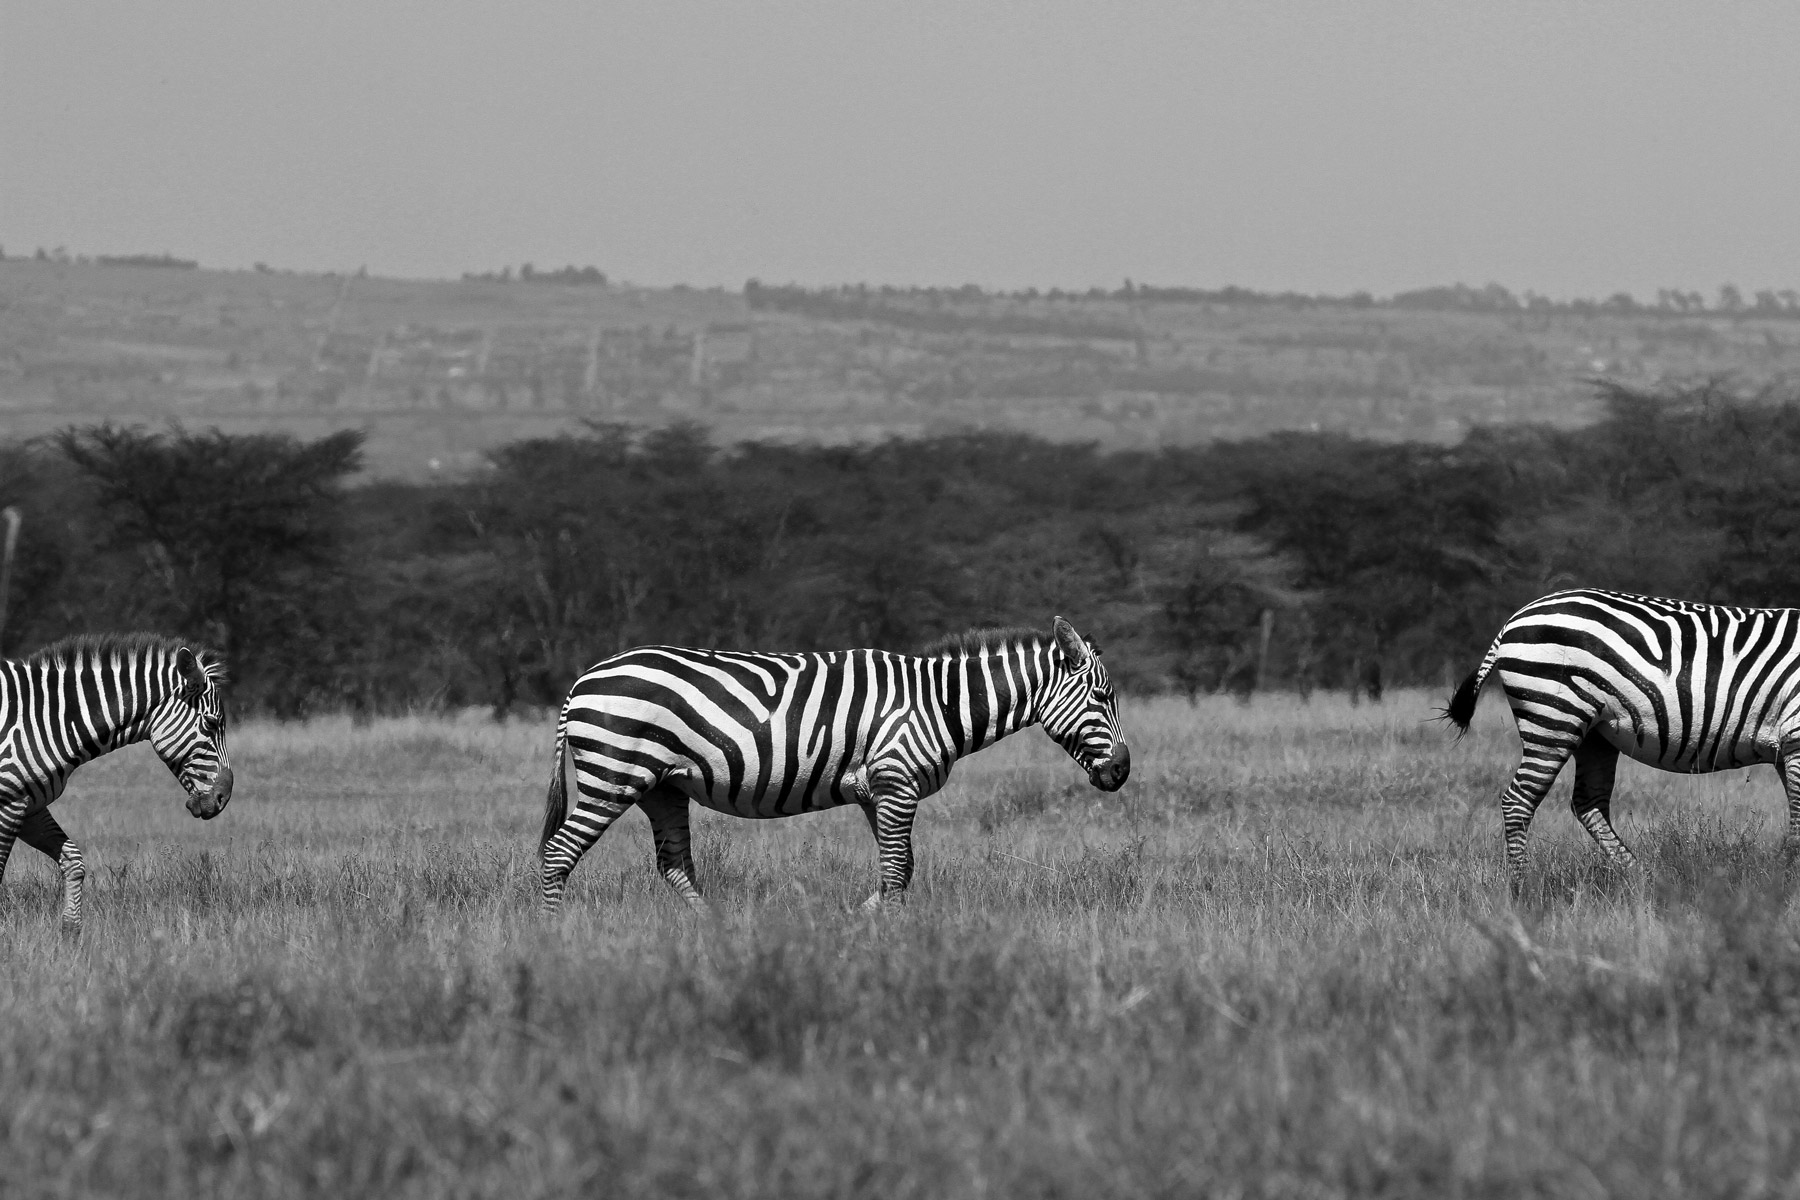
[1486,589,1800,772]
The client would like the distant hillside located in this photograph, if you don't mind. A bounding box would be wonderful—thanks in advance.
[4,259,1799,478]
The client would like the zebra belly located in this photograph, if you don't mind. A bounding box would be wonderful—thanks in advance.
[660,762,862,818]
[697,784,855,818]
[1592,709,1776,774]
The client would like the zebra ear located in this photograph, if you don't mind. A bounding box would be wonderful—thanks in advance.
[1052,616,1090,669]
[175,647,208,693]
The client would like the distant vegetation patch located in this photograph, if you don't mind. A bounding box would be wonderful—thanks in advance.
[4,379,1799,720]
[746,280,1138,340]
[93,253,198,269]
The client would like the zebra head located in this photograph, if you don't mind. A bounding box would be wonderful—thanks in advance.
[1039,616,1131,792]
[151,646,234,820]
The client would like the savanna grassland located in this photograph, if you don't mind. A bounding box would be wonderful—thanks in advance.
[5,692,1800,1197]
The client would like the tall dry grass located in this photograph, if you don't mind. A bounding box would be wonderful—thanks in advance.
[3,691,1800,1197]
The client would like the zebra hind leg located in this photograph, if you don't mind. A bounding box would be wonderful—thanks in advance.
[1776,733,1800,856]
[19,809,82,937]
[540,776,642,916]
[1568,732,1638,873]
[638,788,707,908]
[1498,725,1586,898]
[0,795,26,898]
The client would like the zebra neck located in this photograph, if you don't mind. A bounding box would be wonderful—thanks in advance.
[932,643,1052,758]
[16,656,174,765]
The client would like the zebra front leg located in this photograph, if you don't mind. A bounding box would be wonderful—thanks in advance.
[858,777,921,909]
[18,808,83,936]
[856,803,882,910]
[639,788,706,908]
[1569,732,1638,872]
[540,790,638,915]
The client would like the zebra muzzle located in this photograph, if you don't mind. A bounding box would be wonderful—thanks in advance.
[1088,744,1131,792]
[187,766,234,819]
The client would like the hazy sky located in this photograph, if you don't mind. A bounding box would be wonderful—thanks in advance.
[4,2,1798,296]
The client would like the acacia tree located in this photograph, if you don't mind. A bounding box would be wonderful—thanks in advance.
[57,423,364,710]
[470,421,806,711]
[1232,433,1512,686]
[0,443,91,658]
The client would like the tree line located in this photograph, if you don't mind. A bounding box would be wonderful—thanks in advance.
[0,379,1793,716]
[747,278,1800,319]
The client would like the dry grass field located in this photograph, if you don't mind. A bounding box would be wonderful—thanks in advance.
[5,691,1800,1197]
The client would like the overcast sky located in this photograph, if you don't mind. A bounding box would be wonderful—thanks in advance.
[3,2,1797,297]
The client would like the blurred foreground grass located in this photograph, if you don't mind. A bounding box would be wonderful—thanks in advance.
[4,692,1800,1197]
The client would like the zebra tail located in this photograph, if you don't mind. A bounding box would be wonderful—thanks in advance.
[540,710,571,857]
[1442,636,1503,735]
[1444,671,1484,733]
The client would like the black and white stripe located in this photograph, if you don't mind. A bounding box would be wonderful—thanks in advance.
[1447,588,1800,890]
[0,634,233,934]
[539,617,1131,911]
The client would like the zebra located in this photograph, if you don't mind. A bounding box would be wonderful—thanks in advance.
[1447,587,1800,892]
[539,617,1130,912]
[0,633,233,934]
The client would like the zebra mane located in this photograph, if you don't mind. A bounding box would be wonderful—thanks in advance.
[17,633,226,683]
[916,626,1049,658]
